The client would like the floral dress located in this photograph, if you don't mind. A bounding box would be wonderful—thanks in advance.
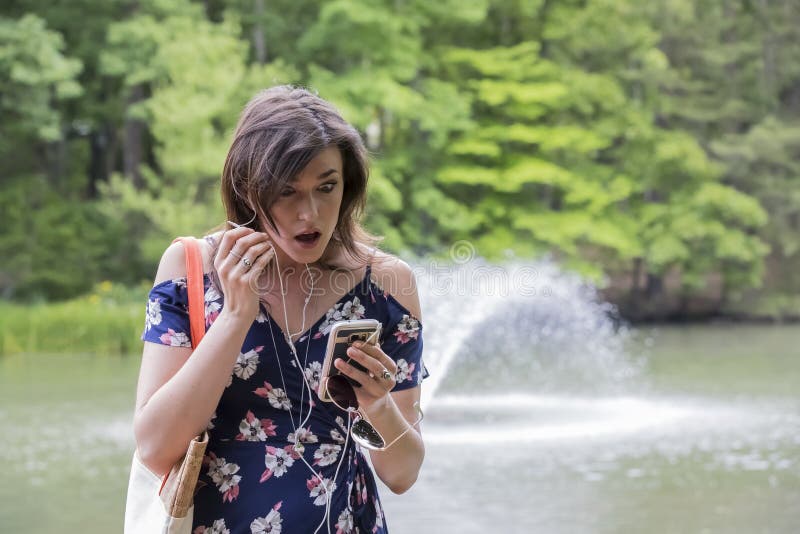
[141,250,427,534]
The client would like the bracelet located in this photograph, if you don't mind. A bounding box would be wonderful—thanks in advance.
[381,423,417,450]
[376,401,424,451]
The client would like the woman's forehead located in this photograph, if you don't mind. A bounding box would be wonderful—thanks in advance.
[291,147,342,183]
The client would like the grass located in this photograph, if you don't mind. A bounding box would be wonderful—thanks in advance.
[723,293,800,322]
[0,281,150,356]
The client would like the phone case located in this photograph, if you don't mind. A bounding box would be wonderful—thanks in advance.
[317,319,382,402]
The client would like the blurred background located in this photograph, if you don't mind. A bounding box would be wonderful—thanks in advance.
[0,0,798,532]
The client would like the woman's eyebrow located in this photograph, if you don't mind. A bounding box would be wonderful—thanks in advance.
[289,168,339,184]
[317,169,339,179]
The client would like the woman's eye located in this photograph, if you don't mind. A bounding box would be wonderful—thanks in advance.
[280,182,336,197]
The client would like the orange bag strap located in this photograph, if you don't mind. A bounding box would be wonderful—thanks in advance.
[172,237,206,349]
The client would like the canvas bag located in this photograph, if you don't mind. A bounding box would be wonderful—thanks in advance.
[124,237,210,534]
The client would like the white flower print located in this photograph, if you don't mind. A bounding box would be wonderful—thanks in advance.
[331,415,347,444]
[287,426,318,445]
[314,297,366,338]
[330,428,345,444]
[205,453,241,503]
[306,476,337,506]
[368,275,386,304]
[236,410,277,441]
[260,445,299,482]
[353,472,367,506]
[159,328,191,347]
[373,495,385,526]
[253,381,292,411]
[250,501,283,534]
[205,286,223,326]
[206,454,225,479]
[315,311,341,338]
[205,285,222,301]
[304,361,322,391]
[172,277,187,289]
[313,443,341,466]
[193,518,230,534]
[335,416,347,431]
[341,297,366,319]
[336,508,354,534]
[269,387,291,410]
[394,358,416,383]
[393,314,420,344]
[145,298,162,331]
[206,411,217,430]
[233,346,262,381]
[255,308,268,323]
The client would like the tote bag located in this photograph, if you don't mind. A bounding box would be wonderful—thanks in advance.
[124,237,210,534]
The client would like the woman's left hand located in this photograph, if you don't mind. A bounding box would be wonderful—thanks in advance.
[335,341,397,413]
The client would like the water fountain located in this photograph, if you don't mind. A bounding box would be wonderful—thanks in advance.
[378,253,800,532]
[412,254,679,446]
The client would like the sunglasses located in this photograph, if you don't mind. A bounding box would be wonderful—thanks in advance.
[326,373,424,451]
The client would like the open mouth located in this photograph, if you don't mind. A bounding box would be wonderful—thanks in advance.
[294,231,321,246]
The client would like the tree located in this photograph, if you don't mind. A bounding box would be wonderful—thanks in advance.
[654,0,798,310]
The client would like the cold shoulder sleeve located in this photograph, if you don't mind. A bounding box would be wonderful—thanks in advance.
[140,277,193,348]
[380,293,429,392]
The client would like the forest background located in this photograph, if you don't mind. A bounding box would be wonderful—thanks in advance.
[2,0,800,346]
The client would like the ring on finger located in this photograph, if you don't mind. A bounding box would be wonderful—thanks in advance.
[242,257,252,268]
[381,369,392,381]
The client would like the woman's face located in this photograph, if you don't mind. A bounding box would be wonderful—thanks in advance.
[264,146,344,269]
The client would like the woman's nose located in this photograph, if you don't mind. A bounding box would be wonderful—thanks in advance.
[297,193,318,220]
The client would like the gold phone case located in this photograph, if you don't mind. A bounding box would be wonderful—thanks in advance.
[318,319,382,402]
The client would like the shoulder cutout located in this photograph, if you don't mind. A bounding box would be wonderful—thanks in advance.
[370,251,422,321]
[152,238,214,287]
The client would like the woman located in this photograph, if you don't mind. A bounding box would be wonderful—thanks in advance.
[134,86,427,533]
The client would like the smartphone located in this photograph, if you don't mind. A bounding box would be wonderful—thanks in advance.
[318,319,382,402]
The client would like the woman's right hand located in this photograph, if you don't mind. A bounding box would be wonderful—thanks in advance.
[214,226,275,322]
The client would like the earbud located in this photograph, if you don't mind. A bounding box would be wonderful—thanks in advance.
[270,251,348,534]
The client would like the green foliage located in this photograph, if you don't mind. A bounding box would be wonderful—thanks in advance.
[96,173,224,269]
[435,28,654,270]
[646,0,796,300]
[712,117,800,256]
[102,5,250,181]
[0,0,791,321]
[0,14,81,147]
[96,2,299,267]
[0,282,146,355]
[0,176,145,300]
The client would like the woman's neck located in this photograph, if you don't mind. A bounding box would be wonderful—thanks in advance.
[270,244,306,274]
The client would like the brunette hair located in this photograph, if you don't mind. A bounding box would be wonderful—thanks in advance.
[215,85,381,271]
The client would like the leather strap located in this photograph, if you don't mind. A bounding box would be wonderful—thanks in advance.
[172,237,206,349]
[153,237,209,499]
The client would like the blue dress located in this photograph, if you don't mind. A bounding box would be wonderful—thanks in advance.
[141,252,427,534]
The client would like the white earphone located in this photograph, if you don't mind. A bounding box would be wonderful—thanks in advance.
[229,211,355,533]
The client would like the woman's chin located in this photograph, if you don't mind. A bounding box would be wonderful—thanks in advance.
[283,241,328,265]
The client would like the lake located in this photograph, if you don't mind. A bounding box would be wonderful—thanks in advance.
[1,324,798,533]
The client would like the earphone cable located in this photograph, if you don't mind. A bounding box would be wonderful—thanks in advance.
[266,248,350,533]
